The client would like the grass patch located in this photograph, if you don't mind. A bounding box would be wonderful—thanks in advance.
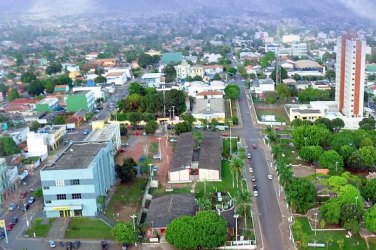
[149,142,158,156]
[255,105,290,124]
[105,178,147,222]
[65,218,113,240]
[25,218,54,237]
[223,138,239,155]
[292,217,370,250]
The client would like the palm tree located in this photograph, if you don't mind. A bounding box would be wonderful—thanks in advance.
[229,157,244,188]
[234,190,251,229]
[238,147,246,161]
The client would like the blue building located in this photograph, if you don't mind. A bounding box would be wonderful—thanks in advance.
[40,141,115,218]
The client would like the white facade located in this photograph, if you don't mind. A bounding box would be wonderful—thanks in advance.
[185,81,226,97]
[203,53,222,63]
[282,34,300,43]
[174,60,204,80]
[335,35,366,118]
[251,78,275,94]
[5,127,30,144]
[72,86,106,100]
[27,132,49,158]
[168,169,190,183]
[142,73,164,88]
[265,43,279,54]
[105,68,131,86]
[198,169,220,181]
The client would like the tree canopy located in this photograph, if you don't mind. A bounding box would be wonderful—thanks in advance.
[112,223,138,244]
[318,150,344,175]
[285,177,316,213]
[224,84,240,100]
[0,136,21,156]
[115,157,137,183]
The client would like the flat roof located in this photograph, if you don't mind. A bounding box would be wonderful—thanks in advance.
[43,141,108,171]
[170,132,194,171]
[86,124,118,142]
[292,109,321,114]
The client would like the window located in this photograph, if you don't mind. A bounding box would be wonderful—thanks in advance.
[45,200,51,204]
[43,186,50,190]
[72,193,82,199]
[70,179,80,185]
[57,194,66,200]
[55,180,65,186]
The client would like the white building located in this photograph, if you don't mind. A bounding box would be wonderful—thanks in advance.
[265,43,280,54]
[3,127,30,145]
[203,65,223,75]
[142,73,165,88]
[282,34,300,44]
[105,68,131,86]
[85,121,121,153]
[174,60,204,80]
[203,53,222,63]
[290,43,308,57]
[72,86,106,100]
[335,34,366,118]
[191,99,225,121]
[250,78,275,95]
[185,81,226,97]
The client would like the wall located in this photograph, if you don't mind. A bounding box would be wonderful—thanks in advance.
[168,169,190,183]
[199,169,220,181]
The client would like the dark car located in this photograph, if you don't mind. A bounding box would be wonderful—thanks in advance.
[6,223,14,231]
[12,217,18,224]
[66,242,73,250]
[0,231,5,239]
[20,191,28,198]
[73,240,81,249]
[101,241,108,250]
[21,203,30,211]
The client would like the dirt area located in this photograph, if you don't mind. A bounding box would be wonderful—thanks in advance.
[292,164,316,177]
[116,135,174,187]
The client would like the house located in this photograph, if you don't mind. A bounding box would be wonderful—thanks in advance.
[250,78,275,97]
[168,132,222,183]
[161,53,183,65]
[3,99,38,115]
[203,65,223,76]
[85,52,98,61]
[93,58,116,68]
[141,73,165,88]
[105,68,131,85]
[66,90,95,112]
[174,60,204,80]
[40,141,115,218]
[191,99,225,122]
[145,49,161,57]
[245,65,255,75]
[311,81,331,90]
[85,121,121,152]
[36,98,59,112]
[145,194,196,238]
[2,127,30,145]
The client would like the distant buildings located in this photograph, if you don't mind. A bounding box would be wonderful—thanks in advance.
[66,90,95,112]
[41,141,115,218]
[250,78,275,98]
[141,73,165,88]
[161,52,183,65]
[203,53,222,64]
[282,34,300,44]
[0,158,9,214]
[335,34,366,118]
[174,60,204,81]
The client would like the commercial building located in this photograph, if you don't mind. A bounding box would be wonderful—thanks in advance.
[250,78,275,97]
[335,34,366,118]
[174,60,204,80]
[141,73,165,88]
[85,121,121,152]
[36,98,59,112]
[161,52,183,65]
[282,34,300,44]
[40,141,115,218]
[105,68,131,86]
[66,90,95,112]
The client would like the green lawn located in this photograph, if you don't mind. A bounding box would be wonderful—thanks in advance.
[292,217,374,250]
[25,218,54,237]
[255,106,290,124]
[65,218,113,240]
[223,138,239,157]
[105,178,147,221]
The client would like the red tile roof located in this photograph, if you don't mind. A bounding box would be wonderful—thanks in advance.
[196,91,223,96]
[9,98,38,105]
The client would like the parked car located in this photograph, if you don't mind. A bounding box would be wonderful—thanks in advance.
[251,176,256,182]
[66,242,73,250]
[101,241,108,250]
[83,129,89,135]
[153,155,161,160]
[49,240,56,248]
[252,144,257,149]
[121,142,129,147]
[8,203,17,211]
[20,191,28,198]
[22,203,30,211]
[268,174,273,180]
[6,223,14,231]
[169,138,178,142]
[249,167,253,173]
[247,153,252,159]
[12,217,18,225]
[73,240,81,249]
[28,196,35,204]
[0,231,5,239]
[121,243,127,250]
[254,190,259,197]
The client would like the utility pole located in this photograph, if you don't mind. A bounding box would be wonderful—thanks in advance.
[172,106,175,121]
[168,109,172,121]
[162,83,166,117]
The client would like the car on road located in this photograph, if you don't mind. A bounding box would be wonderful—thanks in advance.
[169,138,178,142]
[49,240,56,248]
[247,153,252,159]
[83,129,89,135]
[194,124,204,129]
[252,144,257,149]
[121,243,127,250]
[251,176,256,182]
[121,142,129,147]
[249,167,253,173]
[12,217,18,224]
[0,231,5,239]
[153,155,161,160]
[253,184,258,191]
[6,223,14,231]
[28,196,35,204]
[8,202,17,211]
[66,242,73,250]
[21,203,30,211]
[73,240,81,249]
[101,241,108,250]
[254,190,259,197]
[20,191,28,198]
[268,174,273,180]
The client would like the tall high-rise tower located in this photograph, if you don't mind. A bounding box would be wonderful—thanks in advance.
[335,34,366,118]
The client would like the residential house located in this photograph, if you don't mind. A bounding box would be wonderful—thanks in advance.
[105,68,131,86]
[195,91,223,99]
[203,65,223,76]
[54,85,69,93]
[66,91,95,112]
[3,99,38,116]
[40,141,115,218]
[203,53,222,63]
[250,78,275,98]
[93,58,116,68]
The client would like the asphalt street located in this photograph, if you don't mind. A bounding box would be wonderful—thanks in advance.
[234,79,285,250]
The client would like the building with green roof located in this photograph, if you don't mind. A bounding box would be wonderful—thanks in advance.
[161,52,183,65]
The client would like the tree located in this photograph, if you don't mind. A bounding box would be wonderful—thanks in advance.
[232,116,239,125]
[0,136,21,156]
[292,124,332,149]
[363,179,376,203]
[298,87,331,103]
[325,70,336,80]
[54,74,73,87]
[27,80,44,96]
[112,223,138,244]
[229,157,244,188]
[94,75,107,84]
[53,115,65,125]
[360,138,374,148]
[175,121,192,135]
[314,118,333,132]
[298,146,323,163]
[224,84,240,100]
[145,120,159,135]
[181,113,196,125]
[116,158,137,183]
[330,131,355,153]
[276,83,290,101]
[213,73,222,80]
[21,71,37,83]
[30,121,40,132]
[234,190,251,228]
[285,177,316,213]
[128,82,146,96]
[327,176,348,192]
[193,75,203,81]
[120,124,128,136]
[339,145,355,161]
[359,118,375,130]
[365,205,376,232]
[164,64,176,83]
[270,67,288,84]
[7,88,20,101]
[348,151,365,170]
[341,203,363,233]
[44,78,55,93]
[33,187,43,198]
[291,119,303,128]
[318,150,344,174]
[320,199,342,224]
[195,211,228,249]
[46,62,62,75]
[125,94,143,112]
[358,146,376,169]
[166,216,198,249]
[164,89,186,114]
[127,112,143,126]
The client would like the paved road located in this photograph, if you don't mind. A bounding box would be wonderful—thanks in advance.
[234,79,286,250]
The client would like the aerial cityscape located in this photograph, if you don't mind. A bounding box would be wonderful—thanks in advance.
[1,0,376,249]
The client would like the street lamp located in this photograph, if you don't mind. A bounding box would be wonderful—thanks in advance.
[130,214,137,232]
[314,212,318,237]
[234,214,239,242]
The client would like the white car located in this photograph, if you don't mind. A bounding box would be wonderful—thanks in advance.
[247,153,252,159]
[49,240,56,248]
[268,175,273,180]
[153,155,161,160]
[253,190,258,197]
[249,167,253,173]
